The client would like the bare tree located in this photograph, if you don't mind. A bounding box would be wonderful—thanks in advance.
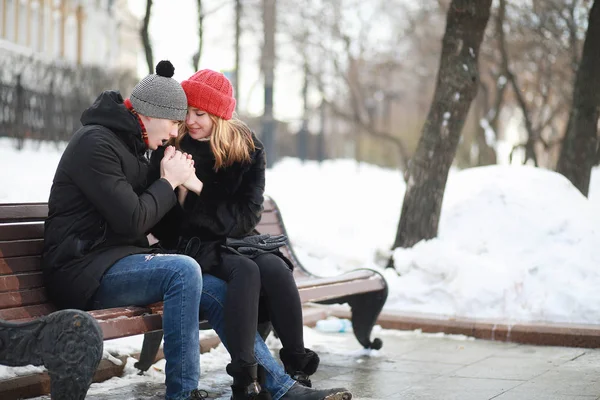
[278,0,421,170]
[234,0,242,97]
[262,0,277,167]
[500,0,591,167]
[556,0,600,196]
[497,0,542,166]
[392,0,493,249]
[192,0,204,71]
[141,0,154,74]
[191,1,231,72]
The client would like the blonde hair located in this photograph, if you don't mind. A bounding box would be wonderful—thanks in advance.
[173,114,255,170]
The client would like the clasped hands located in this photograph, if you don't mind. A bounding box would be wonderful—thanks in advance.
[159,146,203,203]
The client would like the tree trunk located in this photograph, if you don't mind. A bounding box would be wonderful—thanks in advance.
[141,0,154,75]
[392,0,493,249]
[234,0,242,98]
[261,0,276,167]
[497,0,538,167]
[298,60,309,162]
[192,0,204,71]
[556,0,600,197]
[318,100,326,162]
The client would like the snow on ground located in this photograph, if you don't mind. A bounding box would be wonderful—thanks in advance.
[267,157,600,324]
[3,138,600,325]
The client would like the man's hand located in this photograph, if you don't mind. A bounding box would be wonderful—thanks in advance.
[160,146,194,189]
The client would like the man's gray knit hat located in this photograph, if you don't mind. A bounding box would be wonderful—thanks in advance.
[130,60,188,121]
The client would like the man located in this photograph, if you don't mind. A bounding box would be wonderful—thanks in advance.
[43,60,204,400]
[42,60,351,400]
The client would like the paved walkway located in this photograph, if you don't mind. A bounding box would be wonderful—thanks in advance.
[34,328,600,399]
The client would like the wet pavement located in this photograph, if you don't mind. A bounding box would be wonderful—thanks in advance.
[32,328,600,399]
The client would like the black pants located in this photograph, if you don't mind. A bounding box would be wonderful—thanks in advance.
[210,252,305,366]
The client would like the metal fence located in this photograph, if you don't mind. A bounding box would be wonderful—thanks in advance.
[0,52,137,148]
[0,78,84,145]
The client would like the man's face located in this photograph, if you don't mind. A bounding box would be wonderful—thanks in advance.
[144,117,180,150]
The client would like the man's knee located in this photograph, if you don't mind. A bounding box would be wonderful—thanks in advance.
[172,255,203,291]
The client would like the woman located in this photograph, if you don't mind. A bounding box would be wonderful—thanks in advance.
[150,70,346,400]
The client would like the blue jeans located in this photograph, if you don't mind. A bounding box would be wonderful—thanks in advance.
[91,254,203,400]
[201,274,295,400]
[91,255,294,400]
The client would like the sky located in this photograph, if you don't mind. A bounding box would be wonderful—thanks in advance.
[126,0,305,125]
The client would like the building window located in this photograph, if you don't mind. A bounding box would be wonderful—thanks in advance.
[5,0,14,42]
[64,13,76,62]
[18,0,26,46]
[0,0,4,38]
[53,6,60,58]
[31,1,40,51]
[42,0,51,55]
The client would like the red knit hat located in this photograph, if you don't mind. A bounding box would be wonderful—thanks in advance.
[181,69,236,120]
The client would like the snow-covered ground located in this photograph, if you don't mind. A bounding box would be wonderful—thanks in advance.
[3,138,600,325]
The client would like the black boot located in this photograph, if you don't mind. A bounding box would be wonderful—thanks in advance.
[226,362,272,400]
[279,348,320,387]
[280,382,352,400]
[188,389,209,399]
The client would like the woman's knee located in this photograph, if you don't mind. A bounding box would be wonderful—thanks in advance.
[226,256,261,285]
[256,255,291,282]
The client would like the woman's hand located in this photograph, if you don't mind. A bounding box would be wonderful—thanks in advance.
[177,186,189,206]
[182,173,204,196]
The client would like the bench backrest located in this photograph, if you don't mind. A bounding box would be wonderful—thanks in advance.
[0,198,307,322]
[0,203,55,321]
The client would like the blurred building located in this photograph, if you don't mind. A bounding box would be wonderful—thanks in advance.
[0,0,140,72]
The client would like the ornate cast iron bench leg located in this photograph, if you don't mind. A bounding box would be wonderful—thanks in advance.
[0,309,103,400]
[318,271,389,350]
[345,286,388,350]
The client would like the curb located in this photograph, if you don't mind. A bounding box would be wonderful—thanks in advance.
[329,308,600,348]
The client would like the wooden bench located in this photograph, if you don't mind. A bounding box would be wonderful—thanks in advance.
[0,197,388,397]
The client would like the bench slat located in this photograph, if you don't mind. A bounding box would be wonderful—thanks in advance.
[0,288,47,309]
[0,239,45,258]
[256,224,284,236]
[0,223,44,241]
[0,256,42,275]
[99,313,163,340]
[0,303,57,321]
[296,270,380,288]
[298,276,386,303]
[258,212,278,225]
[0,204,48,223]
[263,198,276,213]
[0,272,44,292]
[89,306,151,321]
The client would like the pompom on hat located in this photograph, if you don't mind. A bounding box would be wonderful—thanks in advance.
[181,69,236,120]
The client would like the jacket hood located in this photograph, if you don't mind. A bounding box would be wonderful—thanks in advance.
[80,90,146,156]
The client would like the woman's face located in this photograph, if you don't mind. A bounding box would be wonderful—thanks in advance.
[186,107,214,140]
